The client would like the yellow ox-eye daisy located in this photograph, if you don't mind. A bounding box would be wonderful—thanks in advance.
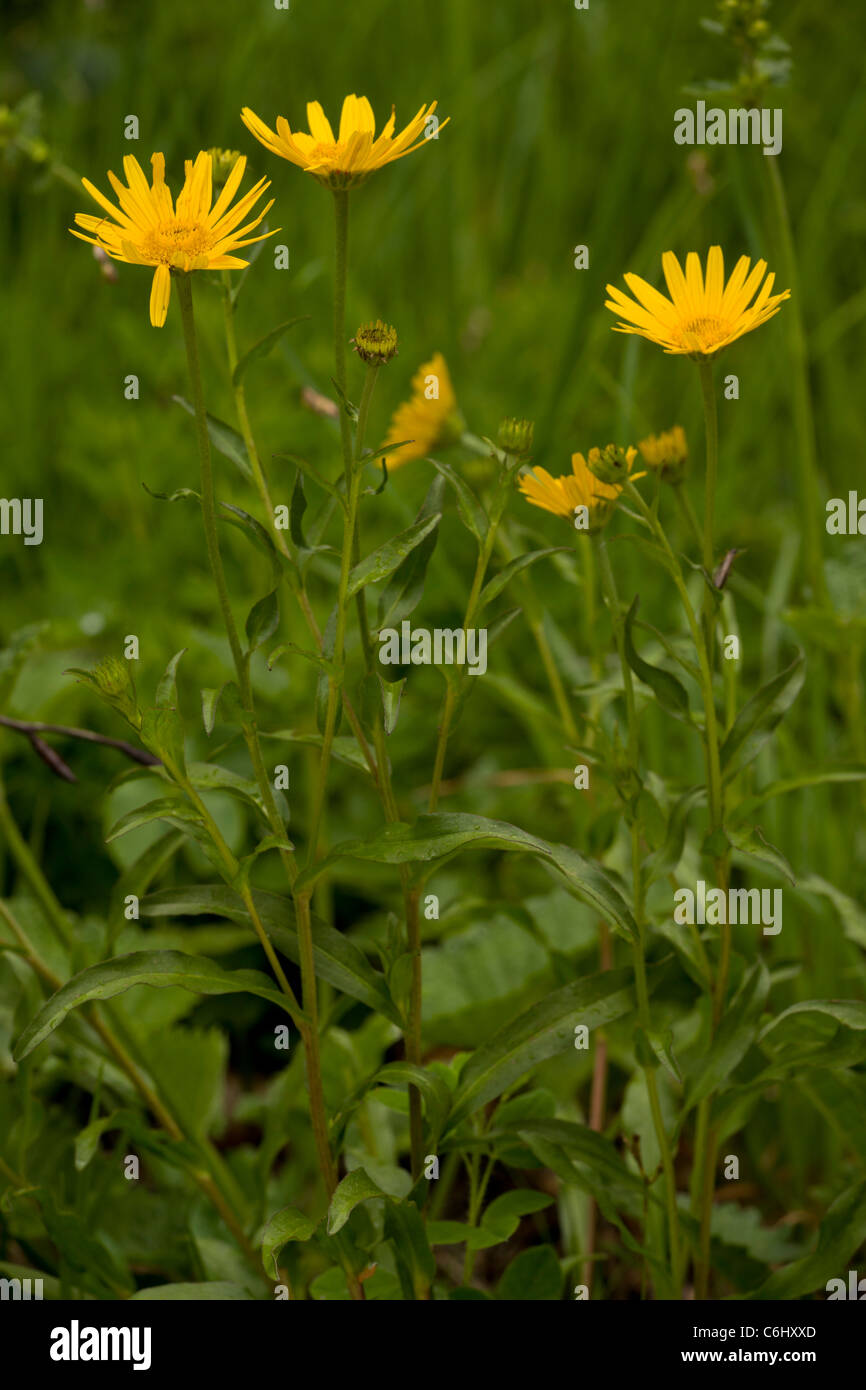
[240,96,446,189]
[70,151,276,327]
[381,353,464,469]
[605,246,789,358]
[519,448,643,533]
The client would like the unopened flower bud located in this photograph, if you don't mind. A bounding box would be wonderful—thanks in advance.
[587,443,637,486]
[497,417,534,458]
[352,319,398,365]
[207,148,242,187]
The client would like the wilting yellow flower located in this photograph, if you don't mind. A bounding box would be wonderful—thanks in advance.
[605,246,789,358]
[381,353,463,469]
[70,151,275,327]
[240,96,446,190]
[519,448,642,532]
[638,426,689,483]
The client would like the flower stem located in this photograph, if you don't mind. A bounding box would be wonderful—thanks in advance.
[595,537,682,1297]
[333,191,353,487]
[175,274,340,1216]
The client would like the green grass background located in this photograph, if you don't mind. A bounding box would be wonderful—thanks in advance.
[2,0,865,1249]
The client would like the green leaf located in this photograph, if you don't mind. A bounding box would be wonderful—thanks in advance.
[201,681,243,736]
[173,396,252,480]
[729,766,866,825]
[447,966,653,1127]
[13,950,297,1059]
[347,514,441,599]
[795,875,866,950]
[140,885,399,1023]
[289,469,309,549]
[378,477,445,629]
[245,589,280,653]
[131,1282,255,1300]
[468,1189,553,1250]
[728,824,796,885]
[374,1062,451,1143]
[267,643,341,678]
[496,1246,562,1300]
[139,705,186,777]
[684,960,769,1111]
[294,813,637,940]
[219,502,284,585]
[623,597,690,718]
[720,652,805,779]
[105,797,202,844]
[261,1206,319,1279]
[429,458,488,542]
[232,317,308,386]
[759,999,866,1067]
[0,624,47,706]
[508,1119,647,1216]
[327,1168,387,1235]
[643,785,705,884]
[751,1177,866,1300]
[155,649,186,709]
[477,549,569,614]
[272,453,346,509]
[383,1199,435,1298]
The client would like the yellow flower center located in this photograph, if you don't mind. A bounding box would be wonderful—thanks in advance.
[141,219,212,266]
[678,315,726,350]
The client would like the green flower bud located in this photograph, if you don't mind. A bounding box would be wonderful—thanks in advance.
[497,417,534,459]
[351,319,399,365]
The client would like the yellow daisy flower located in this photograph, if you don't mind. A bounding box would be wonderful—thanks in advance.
[70,151,276,327]
[381,352,464,469]
[638,425,688,482]
[605,246,789,358]
[240,96,446,190]
[519,448,642,531]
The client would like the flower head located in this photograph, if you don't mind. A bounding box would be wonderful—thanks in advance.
[605,246,789,358]
[70,151,276,327]
[518,448,643,533]
[381,353,464,469]
[638,426,689,483]
[352,319,398,366]
[240,96,446,190]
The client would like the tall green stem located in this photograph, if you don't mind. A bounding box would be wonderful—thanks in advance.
[595,538,682,1297]
[175,274,339,1214]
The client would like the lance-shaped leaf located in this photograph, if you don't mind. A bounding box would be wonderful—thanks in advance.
[141,884,399,1023]
[232,317,308,386]
[683,960,769,1111]
[347,514,441,599]
[14,951,298,1059]
[750,1177,866,1300]
[720,651,805,779]
[294,813,636,940]
[378,477,446,629]
[446,965,662,1128]
[624,597,691,719]
[429,458,488,542]
[476,549,569,614]
[173,396,252,479]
